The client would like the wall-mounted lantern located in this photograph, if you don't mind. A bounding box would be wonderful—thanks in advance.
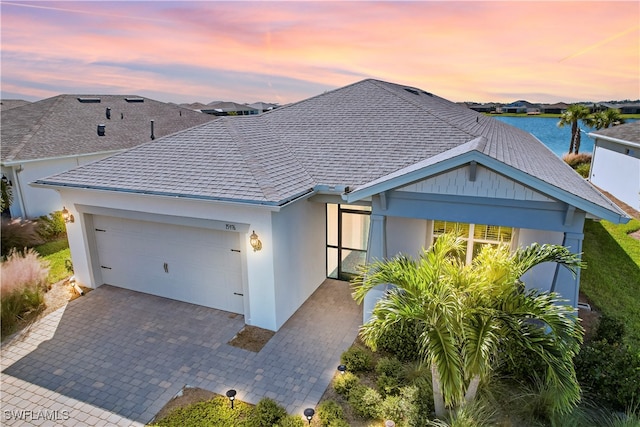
[61,206,75,223]
[249,230,262,252]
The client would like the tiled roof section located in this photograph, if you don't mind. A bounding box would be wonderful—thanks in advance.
[0,99,31,111]
[1,95,217,162]
[35,79,625,215]
[590,121,640,144]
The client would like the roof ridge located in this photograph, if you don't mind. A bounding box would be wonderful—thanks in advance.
[368,79,482,140]
[223,117,283,201]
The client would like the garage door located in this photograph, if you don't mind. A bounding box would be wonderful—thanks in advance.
[93,215,244,314]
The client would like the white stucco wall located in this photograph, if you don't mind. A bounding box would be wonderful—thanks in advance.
[58,187,281,330]
[8,153,115,218]
[590,144,640,210]
[271,198,327,329]
[517,228,564,293]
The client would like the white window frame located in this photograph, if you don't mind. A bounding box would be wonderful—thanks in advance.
[429,220,519,265]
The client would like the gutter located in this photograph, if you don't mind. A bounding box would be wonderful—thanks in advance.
[587,133,640,149]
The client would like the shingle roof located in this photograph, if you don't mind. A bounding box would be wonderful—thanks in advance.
[589,121,640,145]
[1,95,217,163]
[0,99,31,111]
[35,79,626,217]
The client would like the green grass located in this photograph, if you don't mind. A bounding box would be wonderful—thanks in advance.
[581,218,640,348]
[34,238,72,284]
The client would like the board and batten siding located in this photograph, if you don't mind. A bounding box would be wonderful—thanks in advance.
[397,164,554,202]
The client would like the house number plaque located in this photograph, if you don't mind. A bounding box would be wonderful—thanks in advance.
[225,224,236,230]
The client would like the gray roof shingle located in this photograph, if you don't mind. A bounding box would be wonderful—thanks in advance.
[35,79,626,217]
[1,94,217,163]
[589,121,640,144]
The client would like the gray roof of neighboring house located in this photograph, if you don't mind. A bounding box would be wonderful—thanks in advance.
[1,94,217,163]
[589,121,640,144]
[0,99,31,111]
[204,101,258,113]
[35,79,626,217]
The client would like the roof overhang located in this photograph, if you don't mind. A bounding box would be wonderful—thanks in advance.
[588,132,640,149]
[344,149,630,224]
[1,149,125,166]
[31,179,316,212]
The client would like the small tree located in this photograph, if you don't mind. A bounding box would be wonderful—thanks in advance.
[353,233,584,418]
[558,104,591,154]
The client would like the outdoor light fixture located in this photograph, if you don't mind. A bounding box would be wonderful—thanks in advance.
[226,389,237,409]
[337,364,347,375]
[61,206,75,224]
[249,230,262,252]
[303,408,315,425]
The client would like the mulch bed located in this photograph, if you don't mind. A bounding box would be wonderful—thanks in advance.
[228,325,275,352]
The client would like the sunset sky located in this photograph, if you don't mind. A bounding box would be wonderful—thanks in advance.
[1,1,638,105]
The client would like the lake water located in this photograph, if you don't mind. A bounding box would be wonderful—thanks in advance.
[493,116,638,158]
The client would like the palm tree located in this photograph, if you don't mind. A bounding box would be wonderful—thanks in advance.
[558,104,591,154]
[585,108,625,130]
[352,233,584,419]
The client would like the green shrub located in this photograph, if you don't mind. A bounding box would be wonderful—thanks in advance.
[249,398,288,426]
[326,420,350,427]
[333,371,360,397]
[1,248,49,337]
[376,356,405,378]
[575,163,591,178]
[317,400,344,427]
[1,219,42,257]
[154,395,252,426]
[276,414,305,427]
[341,345,374,372]
[377,373,401,398]
[576,339,640,411]
[376,319,421,362]
[348,385,382,419]
[36,211,66,241]
[595,315,626,344]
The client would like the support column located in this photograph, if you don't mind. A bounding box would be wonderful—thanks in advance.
[363,214,387,324]
[551,232,584,308]
[366,214,386,263]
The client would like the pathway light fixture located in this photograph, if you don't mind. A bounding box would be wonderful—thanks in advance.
[226,389,237,409]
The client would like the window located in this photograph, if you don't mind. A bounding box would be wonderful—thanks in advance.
[432,220,516,265]
[326,204,371,280]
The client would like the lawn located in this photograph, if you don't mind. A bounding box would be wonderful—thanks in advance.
[34,238,72,284]
[581,218,640,349]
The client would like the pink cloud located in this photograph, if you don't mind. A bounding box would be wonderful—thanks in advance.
[1,1,637,103]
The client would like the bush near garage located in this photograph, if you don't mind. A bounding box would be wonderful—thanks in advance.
[0,248,49,338]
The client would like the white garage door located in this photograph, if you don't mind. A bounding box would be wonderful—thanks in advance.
[93,215,244,314]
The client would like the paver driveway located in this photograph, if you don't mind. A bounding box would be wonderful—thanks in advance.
[1,279,361,426]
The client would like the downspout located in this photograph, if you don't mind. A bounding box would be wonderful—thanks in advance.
[12,165,28,219]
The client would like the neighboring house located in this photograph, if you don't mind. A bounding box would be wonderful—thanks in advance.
[540,102,569,114]
[1,95,216,219]
[0,99,31,111]
[466,103,500,113]
[502,100,540,114]
[34,79,629,332]
[201,101,259,116]
[588,121,640,211]
[599,102,640,115]
[248,101,279,113]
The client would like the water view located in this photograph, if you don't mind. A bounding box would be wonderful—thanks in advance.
[494,116,638,158]
[494,116,596,157]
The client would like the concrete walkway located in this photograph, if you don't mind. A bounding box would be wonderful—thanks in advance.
[1,279,361,426]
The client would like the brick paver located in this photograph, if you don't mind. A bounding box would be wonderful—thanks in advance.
[1,279,361,425]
